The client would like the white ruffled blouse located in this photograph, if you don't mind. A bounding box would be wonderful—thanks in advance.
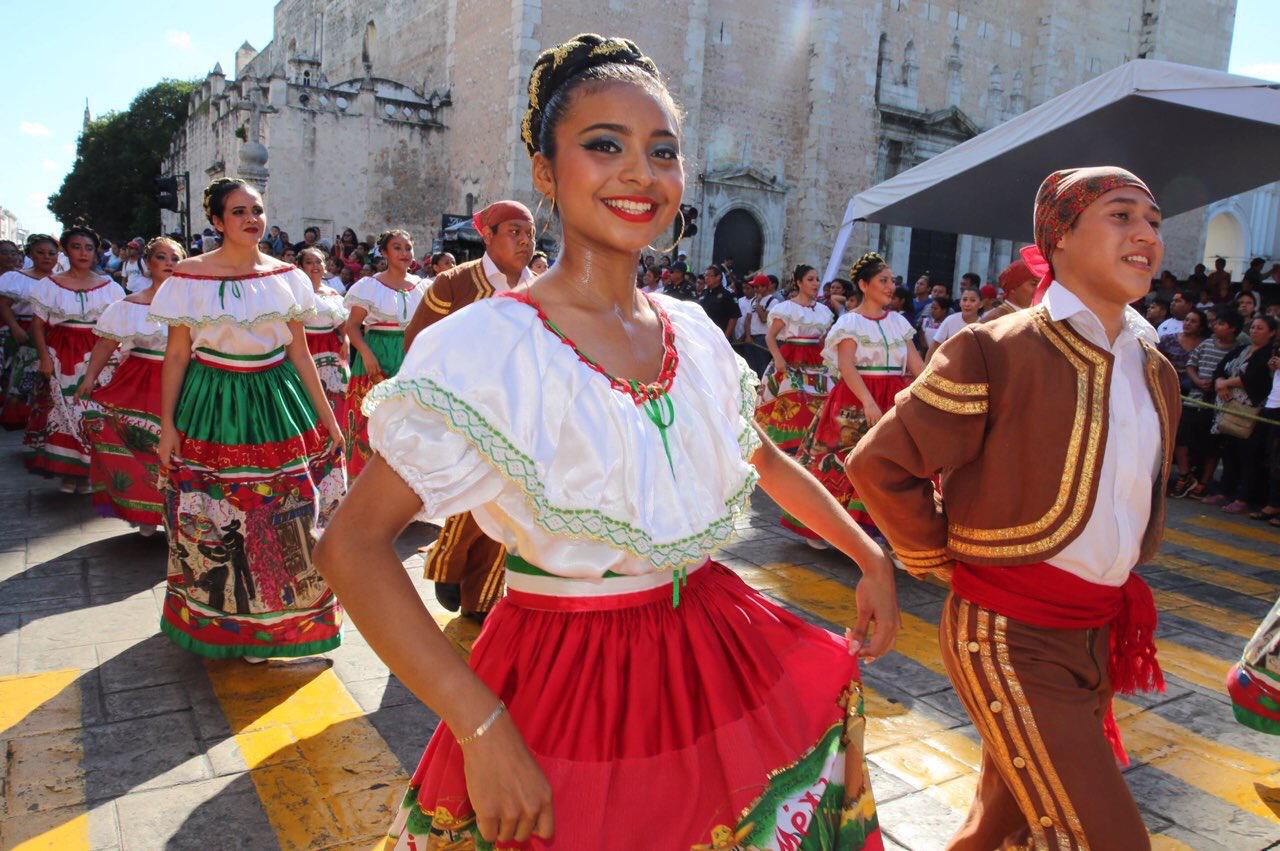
[94,300,167,354]
[344,275,428,329]
[306,286,348,332]
[365,293,760,584]
[149,266,315,355]
[28,277,124,326]
[0,270,40,319]
[822,310,916,375]
[767,299,834,340]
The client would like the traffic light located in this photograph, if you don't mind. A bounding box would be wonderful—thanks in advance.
[154,176,179,212]
[675,203,699,242]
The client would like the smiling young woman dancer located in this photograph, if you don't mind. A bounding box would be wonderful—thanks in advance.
[298,246,349,417]
[315,34,897,850]
[0,235,59,430]
[786,253,922,544]
[341,229,427,478]
[76,237,184,536]
[25,226,126,491]
[151,178,345,661]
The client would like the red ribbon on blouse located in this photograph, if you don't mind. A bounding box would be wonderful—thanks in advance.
[952,561,1165,765]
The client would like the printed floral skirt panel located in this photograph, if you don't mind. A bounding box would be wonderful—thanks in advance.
[784,375,910,540]
[754,340,832,452]
[86,351,165,526]
[306,329,350,417]
[1228,592,1280,735]
[159,349,345,659]
[24,323,96,477]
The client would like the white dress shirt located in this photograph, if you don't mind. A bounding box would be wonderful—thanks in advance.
[482,252,532,293]
[1042,282,1162,586]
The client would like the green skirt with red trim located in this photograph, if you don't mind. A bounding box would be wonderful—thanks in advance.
[160,348,346,659]
[343,328,405,479]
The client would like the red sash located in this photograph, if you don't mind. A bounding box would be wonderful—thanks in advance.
[952,561,1165,765]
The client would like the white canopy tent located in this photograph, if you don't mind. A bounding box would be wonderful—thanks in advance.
[824,59,1280,283]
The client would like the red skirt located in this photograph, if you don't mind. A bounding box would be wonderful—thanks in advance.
[24,324,97,478]
[785,375,910,539]
[86,354,164,526]
[306,329,349,417]
[387,562,883,849]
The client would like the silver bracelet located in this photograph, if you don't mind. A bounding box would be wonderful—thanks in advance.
[455,700,506,746]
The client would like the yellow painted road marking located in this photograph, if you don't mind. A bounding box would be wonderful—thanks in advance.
[1150,554,1278,599]
[1149,587,1258,639]
[1183,514,1280,547]
[205,659,408,850]
[1162,529,1278,572]
[750,562,1280,823]
[0,670,89,851]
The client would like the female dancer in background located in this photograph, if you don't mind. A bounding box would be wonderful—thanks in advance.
[26,226,125,491]
[151,177,345,661]
[316,34,894,850]
[298,246,349,416]
[788,253,922,544]
[0,235,59,429]
[76,237,183,536]
[755,264,835,451]
[341,230,427,477]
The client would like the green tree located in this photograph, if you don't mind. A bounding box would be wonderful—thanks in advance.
[49,79,196,240]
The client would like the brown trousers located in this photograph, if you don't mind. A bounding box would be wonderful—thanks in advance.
[424,512,506,613]
[938,593,1150,851]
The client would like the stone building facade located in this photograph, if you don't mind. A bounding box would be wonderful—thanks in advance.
[165,0,1266,286]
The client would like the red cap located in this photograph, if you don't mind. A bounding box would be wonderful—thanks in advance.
[979,284,997,300]
[750,274,771,288]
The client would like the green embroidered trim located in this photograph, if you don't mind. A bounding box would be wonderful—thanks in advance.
[364,359,762,571]
[148,305,311,329]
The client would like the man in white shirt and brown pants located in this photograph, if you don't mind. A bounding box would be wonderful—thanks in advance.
[849,167,1180,851]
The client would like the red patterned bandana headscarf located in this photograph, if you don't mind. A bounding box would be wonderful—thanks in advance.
[1028,166,1154,304]
[472,200,535,234]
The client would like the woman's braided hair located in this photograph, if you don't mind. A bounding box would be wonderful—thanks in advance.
[849,251,888,285]
[202,177,252,230]
[520,33,665,159]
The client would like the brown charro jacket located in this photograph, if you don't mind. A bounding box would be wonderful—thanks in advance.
[846,305,1181,575]
[403,259,494,349]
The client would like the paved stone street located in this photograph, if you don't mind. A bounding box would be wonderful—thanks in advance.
[1,428,1278,850]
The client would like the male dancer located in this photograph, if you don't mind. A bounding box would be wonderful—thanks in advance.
[849,167,1179,850]
[979,255,1037,323]
[403,200,535,619]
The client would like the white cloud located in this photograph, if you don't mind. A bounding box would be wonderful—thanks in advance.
[18,121,50,137]
[165,30,193,50]
[42,159,60,173]
[1236,62,1280,82]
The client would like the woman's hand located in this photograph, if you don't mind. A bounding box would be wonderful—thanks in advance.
[37,356,53,377]
[324,415,345,452]
[364,354,382,380]
[72,376,95,401]
[462,712,555,845]
[772,357,787,377]
[864,400,885,427]
[12,326,28,346]
[157,424,182,473]
[848,551,899,663]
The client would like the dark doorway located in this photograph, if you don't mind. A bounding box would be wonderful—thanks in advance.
[712,209,764,274]
[907,229,958,293]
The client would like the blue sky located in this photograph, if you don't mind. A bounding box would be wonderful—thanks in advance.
[3,1,1278,238]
